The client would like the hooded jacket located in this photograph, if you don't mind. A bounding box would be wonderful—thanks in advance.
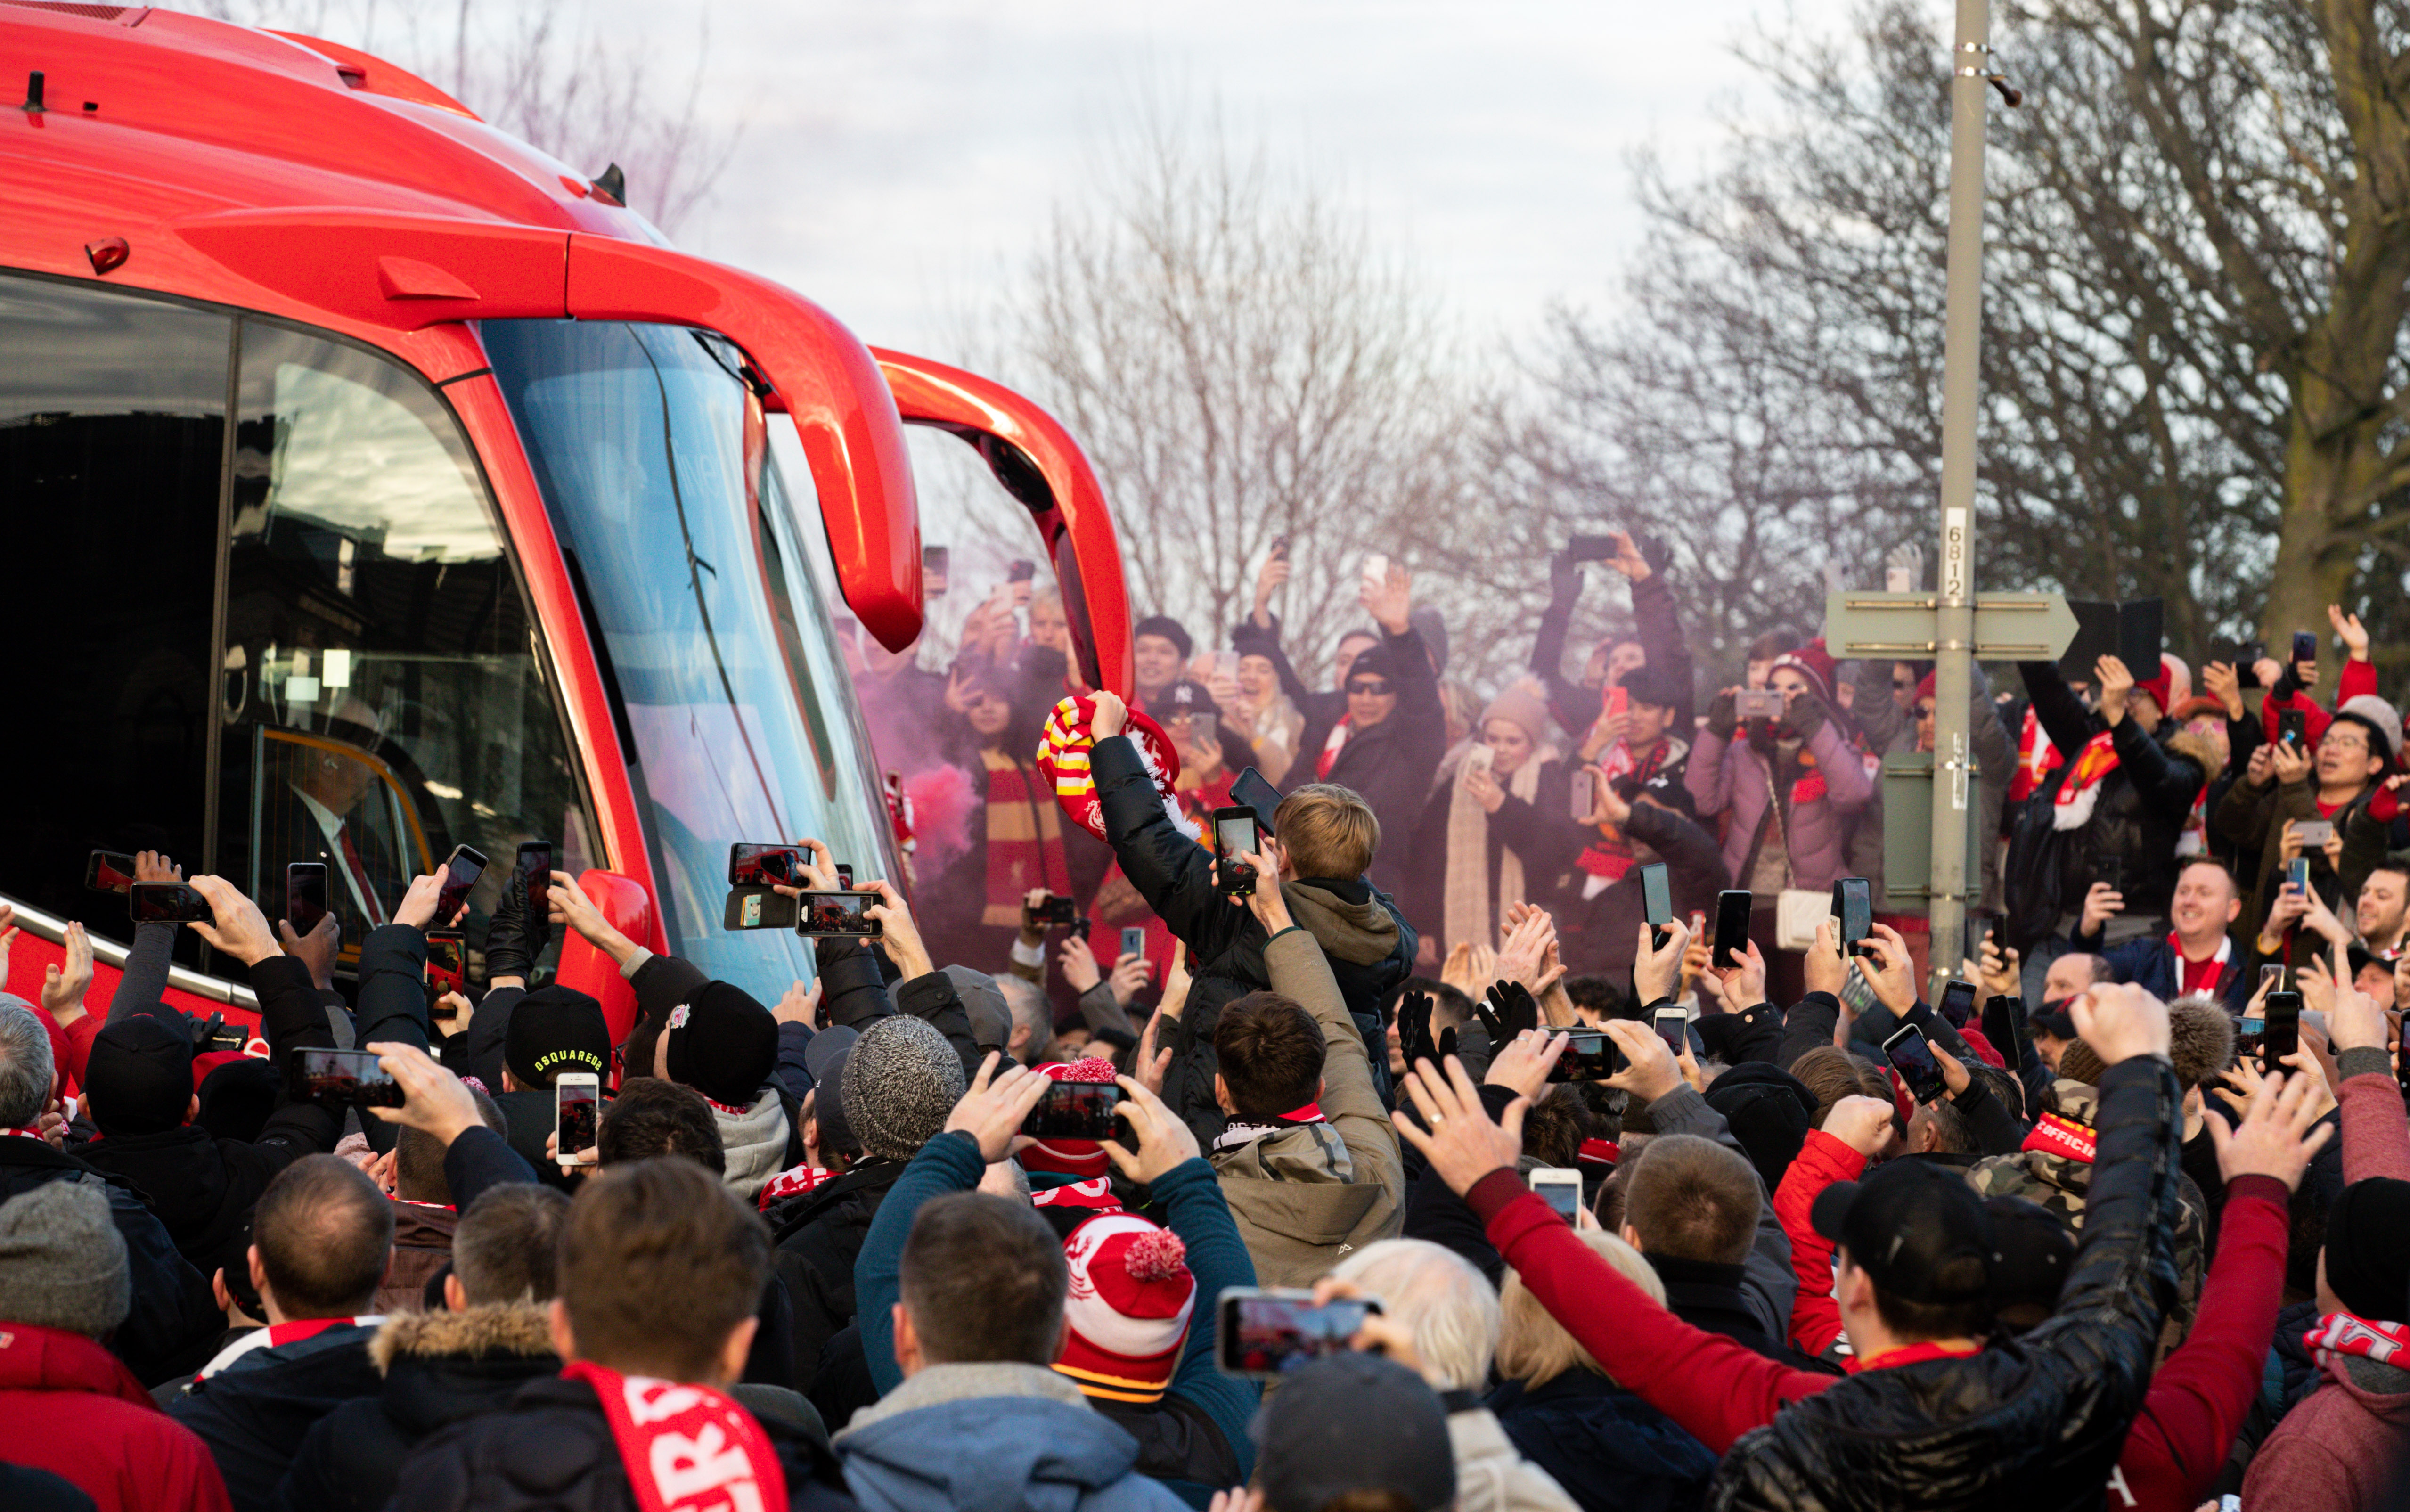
[1206,928,1403,1286]
[0,1321,232,1512]
[76,944,342,1288]
[270,1303,558,1512]
[834,1362,1188,1512]
[372,1200,457,1317]
[853,1132,1260,1504]
[1092,733,1415,1145]
[1685,708,1875,897]
[167,1319,383,1512]
[2238,1046,2410,1512]
[384,1370,859,1512]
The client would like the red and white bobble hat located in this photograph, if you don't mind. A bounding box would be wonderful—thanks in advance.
[1055,1212,1196,1404]
[1036,694,1192,842]
[1019,1057,1123,1180]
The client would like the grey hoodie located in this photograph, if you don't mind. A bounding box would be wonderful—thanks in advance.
[714,1085,791,1203]
[836,1362,1187,1512]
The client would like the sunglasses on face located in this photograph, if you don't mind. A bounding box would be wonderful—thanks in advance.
[1347,679,1395,697]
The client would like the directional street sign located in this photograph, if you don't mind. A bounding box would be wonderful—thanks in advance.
[1823,589,2077,661]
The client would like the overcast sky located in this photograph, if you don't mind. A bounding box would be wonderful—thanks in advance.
[580,0,1875,359]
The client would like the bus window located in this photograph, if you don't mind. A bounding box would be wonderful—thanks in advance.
[219,322,596,965]
[0,273,226,959]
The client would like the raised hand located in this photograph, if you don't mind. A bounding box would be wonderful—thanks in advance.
[1106,1076,1204,1184]
[942,1053,1051,1163]
[860,878,934,979]
[1483,1028,1569,1100]
[2209,1068,2334,1190]
[1390,1055,1524,1197]
[187,875,284,966]
[1601,1018,1684,1103]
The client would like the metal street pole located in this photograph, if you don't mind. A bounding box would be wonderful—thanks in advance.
[1929,0,1994,991]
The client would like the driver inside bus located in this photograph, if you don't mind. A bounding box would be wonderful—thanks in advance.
[268,698,404,929]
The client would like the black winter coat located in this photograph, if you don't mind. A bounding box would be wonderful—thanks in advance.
[1563,799,1729,984]
[271,1304,560,1512]
[1093,734,1414,1145]
[1490,1368,1716,1512]
[79,955,341,1287]
[2001,663,2205,952]
[0,1136,216,1386]
[1403,755,1583,948]
[168,1323,384,1512]
[384,1372,859,1512]
[765,1160,906,1395]
[1707,1055,2185,1511]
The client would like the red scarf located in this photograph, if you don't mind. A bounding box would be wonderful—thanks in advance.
[2304,1311,2410,1372]
[562,1362,786,1512]
[1575,739,1664,880]
[1315,717,1350,780]
[978,749,1069,928]
[1846,1340,1981,1373]
[2049,730,2121,831]
[2010,706,2065,803]
[2022,1112,2097,1163]
[755,1163,832,1211]
[2168,930,2230,997]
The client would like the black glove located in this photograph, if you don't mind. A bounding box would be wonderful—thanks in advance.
[1780,690,1829,741]
[1397,990,1440,1072]
[483,872,537,983]
[1707,688,1739,741]
[1476,981,1540,1044]
[1549,553,1583,607]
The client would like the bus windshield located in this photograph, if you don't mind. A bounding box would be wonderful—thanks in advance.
[484,319,892,984]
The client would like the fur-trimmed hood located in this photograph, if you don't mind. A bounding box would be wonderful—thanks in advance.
[370,1302,555,1374]
[2165,727,2222,780]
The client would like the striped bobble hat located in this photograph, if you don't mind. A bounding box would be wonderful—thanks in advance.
[1020,1057,1123,1180]
[1055,1211,1195,1404]
[1036,695,1189,841]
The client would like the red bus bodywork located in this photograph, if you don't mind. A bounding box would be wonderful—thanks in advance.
[0,1,1130,1035]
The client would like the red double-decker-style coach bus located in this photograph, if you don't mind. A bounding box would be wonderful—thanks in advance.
[0,1,1131,1038]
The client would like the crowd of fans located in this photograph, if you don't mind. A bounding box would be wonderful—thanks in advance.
[2,531,2409,1511]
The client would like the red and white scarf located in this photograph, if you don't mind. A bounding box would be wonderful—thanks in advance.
[2051,730,2120,830]
[754,1163,832,1211]
[2169,931,2231,997]
[563,1362,786,1512]
[2305,1310,2410,1372]
[1315,718,1351,780]
[2010,706,2064,804]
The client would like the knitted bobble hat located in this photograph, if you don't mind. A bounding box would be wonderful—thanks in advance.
[1055,1212,1196,1403]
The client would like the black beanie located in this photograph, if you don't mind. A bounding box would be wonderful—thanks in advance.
[1134,614,1193,662]
[1701,1062,1816,1193]
[504,985,612,1088]
[85,1018,193,1136]
[664,981,779,1108]
[196,1057,282,1144]
[2324,1177,2410,1321]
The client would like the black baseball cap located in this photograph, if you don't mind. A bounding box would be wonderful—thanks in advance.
[1809,1158,1995,1305]
[1984,1193,2074,1312]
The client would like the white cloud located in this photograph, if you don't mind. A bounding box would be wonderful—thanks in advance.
[570,0,1872,357]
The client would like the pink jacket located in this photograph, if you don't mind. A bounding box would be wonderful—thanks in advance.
[1686,717,1875,894]
[2238,1048,2410,1512]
